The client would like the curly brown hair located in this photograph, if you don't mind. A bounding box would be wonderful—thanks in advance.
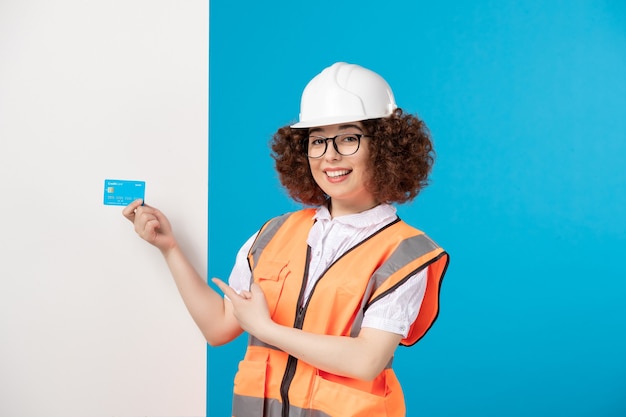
[270,108,435,206]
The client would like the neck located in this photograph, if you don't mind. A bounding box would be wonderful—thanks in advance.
[327,198,379,218]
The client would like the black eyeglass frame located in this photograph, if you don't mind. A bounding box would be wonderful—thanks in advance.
[303,133,372,158]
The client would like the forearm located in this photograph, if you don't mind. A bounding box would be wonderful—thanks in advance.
[257,322,400,381]
[162,245,242,346]
[212,279,402,380]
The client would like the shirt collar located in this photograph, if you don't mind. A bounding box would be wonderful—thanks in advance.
[313,203,397,228]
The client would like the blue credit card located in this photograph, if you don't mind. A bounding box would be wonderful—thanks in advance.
[103,179,145,206]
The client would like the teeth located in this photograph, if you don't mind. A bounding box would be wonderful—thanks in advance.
[326,170,350,178]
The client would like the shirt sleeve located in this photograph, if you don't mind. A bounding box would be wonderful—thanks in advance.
[227,232,258,294]
[361,266,428,338]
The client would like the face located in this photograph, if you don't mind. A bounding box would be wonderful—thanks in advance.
[307,122,377,216]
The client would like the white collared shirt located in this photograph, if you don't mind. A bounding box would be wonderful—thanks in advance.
[227,204,427,337]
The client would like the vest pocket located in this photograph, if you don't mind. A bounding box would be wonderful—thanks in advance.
[309,374,390,417]
[232,352,268,416]
[253,259,291,318]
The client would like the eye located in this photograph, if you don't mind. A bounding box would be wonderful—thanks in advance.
[309,137,326,146]
[340,134,360,143]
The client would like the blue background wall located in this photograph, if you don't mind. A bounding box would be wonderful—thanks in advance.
[209,1,626,415]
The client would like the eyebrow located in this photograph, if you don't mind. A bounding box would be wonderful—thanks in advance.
[309,124,364,135]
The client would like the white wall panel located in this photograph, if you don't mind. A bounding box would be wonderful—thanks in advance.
[0,1,208,416]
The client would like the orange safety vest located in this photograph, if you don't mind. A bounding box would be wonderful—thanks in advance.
[232,209,449,417]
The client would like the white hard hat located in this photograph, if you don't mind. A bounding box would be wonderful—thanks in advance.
[290,62,397,128]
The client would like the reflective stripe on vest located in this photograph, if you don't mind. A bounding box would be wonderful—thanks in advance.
[232,209,449,417]
[233,394,332,417]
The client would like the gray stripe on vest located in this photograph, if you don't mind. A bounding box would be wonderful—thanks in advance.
[249,212,293,271]
[232,393,264,417]
[232,394,332,417]
[249,334,283,352]
[370,233,439,291]
[350,277,377,337]
[350,233,439,339]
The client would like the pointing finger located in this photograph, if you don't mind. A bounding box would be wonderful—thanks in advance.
[212,278,239,300]
[122,199,144,220]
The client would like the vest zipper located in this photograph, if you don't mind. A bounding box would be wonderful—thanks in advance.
[278,219,403,416]
[279,246,311,417]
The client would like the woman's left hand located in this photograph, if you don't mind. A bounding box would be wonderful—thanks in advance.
[212,278,273,337]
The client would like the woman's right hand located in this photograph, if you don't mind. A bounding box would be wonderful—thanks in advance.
[122,199,177,253]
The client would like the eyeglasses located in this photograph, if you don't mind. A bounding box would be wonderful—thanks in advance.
[304,133,371,158]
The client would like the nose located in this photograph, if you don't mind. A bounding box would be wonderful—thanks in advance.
[324,138,341,161]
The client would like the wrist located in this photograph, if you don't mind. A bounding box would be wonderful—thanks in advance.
[256,319,281,347]
[160,240,180,258]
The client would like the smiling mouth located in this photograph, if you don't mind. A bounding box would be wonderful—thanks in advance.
[326,169,352,178]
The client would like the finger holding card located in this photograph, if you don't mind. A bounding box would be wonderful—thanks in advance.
[122,199,143,222]
[106,178,176,252]
[132,204,176,252]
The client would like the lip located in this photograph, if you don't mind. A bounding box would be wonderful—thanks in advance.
[323,168,352,183]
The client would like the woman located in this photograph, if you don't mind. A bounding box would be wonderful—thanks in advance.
[124,62,449,417]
